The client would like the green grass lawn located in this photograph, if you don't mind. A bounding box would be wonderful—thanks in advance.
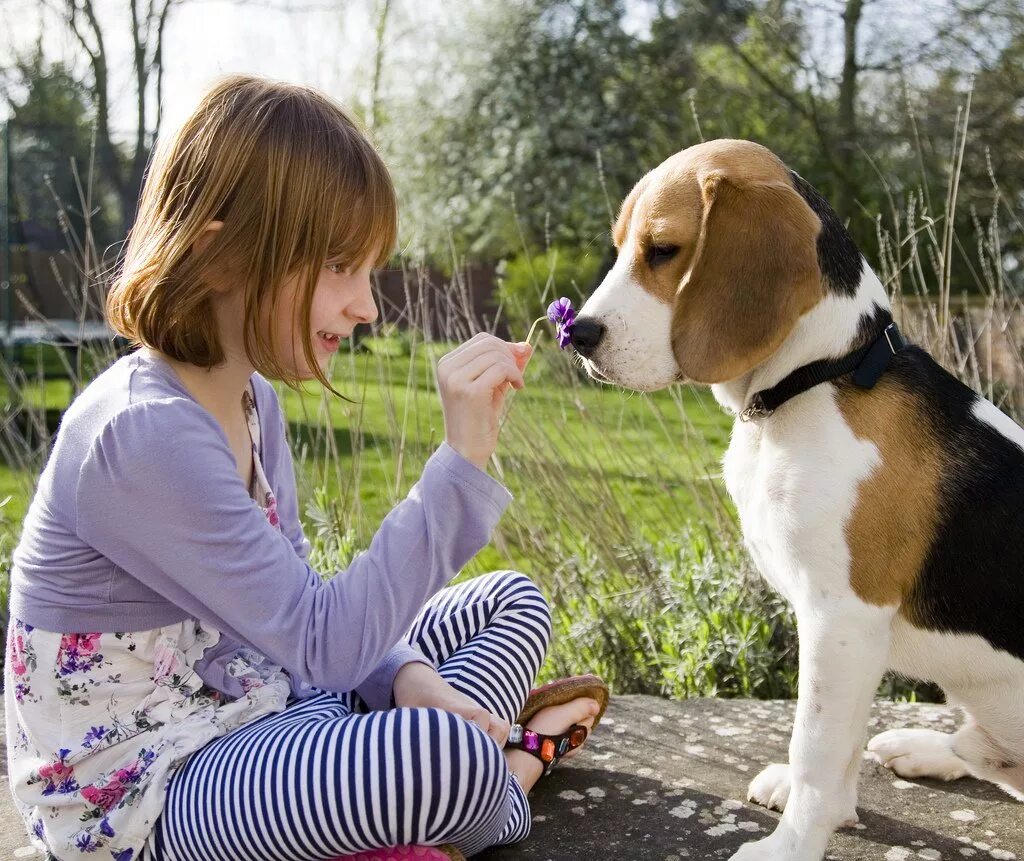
[277,344,734,573]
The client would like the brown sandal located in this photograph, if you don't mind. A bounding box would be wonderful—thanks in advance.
[517,673,609,729]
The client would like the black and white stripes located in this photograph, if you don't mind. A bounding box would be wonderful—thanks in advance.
[142,570,551,860]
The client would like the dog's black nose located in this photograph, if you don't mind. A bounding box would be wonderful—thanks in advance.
[570,317,605,357]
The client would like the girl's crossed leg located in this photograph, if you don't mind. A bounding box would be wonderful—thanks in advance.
[142,570,552,860]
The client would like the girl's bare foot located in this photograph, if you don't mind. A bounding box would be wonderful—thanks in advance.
[503,697,600,794]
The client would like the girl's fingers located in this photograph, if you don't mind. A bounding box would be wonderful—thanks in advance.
[438,333,504,366]
[439,335,523,372]
[451,351,521,389]
[512,343,533,371]
[468,353,523,386]
[468,709,491,736]
[489,716,511,747]
[474,363,525,393]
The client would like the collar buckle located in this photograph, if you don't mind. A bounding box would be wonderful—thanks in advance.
[740,394,774,422]
[883,321,906,354]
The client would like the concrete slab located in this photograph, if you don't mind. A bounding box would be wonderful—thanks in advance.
[480,697,1023,860]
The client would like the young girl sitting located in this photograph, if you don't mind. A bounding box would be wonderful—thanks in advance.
[4,74,608,861]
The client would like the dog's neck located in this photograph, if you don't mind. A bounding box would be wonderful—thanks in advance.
[710,262,892,417]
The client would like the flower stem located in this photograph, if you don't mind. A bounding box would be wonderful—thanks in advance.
[524,315,548,349]
[495,316,548,445]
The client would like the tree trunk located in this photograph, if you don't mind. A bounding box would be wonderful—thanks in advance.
[65,0,179,235]
[368,0,392,133]
[835,0,864,220]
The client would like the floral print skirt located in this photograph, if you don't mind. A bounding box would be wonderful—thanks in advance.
[4,616,293,861]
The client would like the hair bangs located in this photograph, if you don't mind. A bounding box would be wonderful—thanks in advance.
[321,134,398,271]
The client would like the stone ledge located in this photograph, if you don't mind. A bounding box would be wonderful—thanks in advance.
[481,697,1023,860]
[2,697,1021,859]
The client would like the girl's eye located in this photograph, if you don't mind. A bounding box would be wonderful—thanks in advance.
[325,262,346,275]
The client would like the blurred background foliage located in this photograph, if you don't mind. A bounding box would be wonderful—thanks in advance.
[3,0,1023,282]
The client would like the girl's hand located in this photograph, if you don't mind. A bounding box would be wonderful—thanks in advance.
[393,661,510,747]
[436,334,533,470]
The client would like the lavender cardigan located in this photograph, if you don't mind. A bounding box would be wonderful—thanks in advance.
[8,350,512,709]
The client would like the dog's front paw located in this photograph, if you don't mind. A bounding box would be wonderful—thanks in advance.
[747,763,791,812]
[868,729,970,781]
[728,838,777,861]
[747,763,859,827]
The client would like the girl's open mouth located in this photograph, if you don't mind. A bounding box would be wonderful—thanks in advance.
[317,331,342,352]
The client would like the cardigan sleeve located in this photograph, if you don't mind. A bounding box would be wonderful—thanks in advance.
[75,397,512,698]
[252,377,437,708]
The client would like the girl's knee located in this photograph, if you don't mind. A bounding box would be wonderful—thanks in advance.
[493,570,552,637]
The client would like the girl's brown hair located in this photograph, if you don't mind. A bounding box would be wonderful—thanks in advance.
[107,74,397,390]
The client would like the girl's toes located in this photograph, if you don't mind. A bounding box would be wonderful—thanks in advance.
[523,697,599,762]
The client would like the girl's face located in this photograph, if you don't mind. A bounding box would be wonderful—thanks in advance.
[272,253,380,379]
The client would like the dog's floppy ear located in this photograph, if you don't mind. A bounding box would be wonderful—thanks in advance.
[671,172,823,384]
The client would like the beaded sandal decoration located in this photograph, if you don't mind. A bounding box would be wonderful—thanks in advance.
[506,722,590,776]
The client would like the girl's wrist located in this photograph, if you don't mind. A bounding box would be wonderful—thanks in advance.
[446,441,490,471]
[392,660,442,707]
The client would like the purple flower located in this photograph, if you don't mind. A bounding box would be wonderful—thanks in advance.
[111,849,134,861]
[546,297,576,349]
[100,818,115,837]
[82,726,108,749]
[57,774,81,794]
[76,832,99,852]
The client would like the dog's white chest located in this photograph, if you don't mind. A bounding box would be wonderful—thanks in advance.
[721,389,881,608]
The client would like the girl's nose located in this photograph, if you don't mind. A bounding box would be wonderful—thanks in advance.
[349,280,379,325]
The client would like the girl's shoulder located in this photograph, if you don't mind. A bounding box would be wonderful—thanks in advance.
[57,353,284,467]
[29,352,218,528]
[60,351,199,435]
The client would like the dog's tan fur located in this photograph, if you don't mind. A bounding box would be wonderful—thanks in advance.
[836,381,943,607]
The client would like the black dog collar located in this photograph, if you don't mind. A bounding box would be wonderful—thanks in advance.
[740,322,907,422]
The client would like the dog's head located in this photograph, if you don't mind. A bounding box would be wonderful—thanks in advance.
[574,139,829,390]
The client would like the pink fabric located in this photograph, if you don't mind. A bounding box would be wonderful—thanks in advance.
[329,847,454,861]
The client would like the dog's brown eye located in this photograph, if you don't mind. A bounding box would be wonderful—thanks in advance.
[647,244,680,267]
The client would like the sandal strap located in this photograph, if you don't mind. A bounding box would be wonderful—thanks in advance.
[506,723,589,774]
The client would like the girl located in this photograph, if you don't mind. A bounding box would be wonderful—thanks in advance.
[4,75,607,861]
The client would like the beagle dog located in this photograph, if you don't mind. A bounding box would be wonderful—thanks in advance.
[571,139,1024,861]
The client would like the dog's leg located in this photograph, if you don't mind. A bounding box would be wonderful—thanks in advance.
[731,601,895,861]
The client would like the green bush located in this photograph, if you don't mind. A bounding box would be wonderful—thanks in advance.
[541,528,799,698]
[496,245,604,337]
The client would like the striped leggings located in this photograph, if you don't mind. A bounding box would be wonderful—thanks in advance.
[142,570,552,860]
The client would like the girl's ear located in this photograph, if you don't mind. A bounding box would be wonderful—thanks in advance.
[192,221,228,290]
[670,173,823,384]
